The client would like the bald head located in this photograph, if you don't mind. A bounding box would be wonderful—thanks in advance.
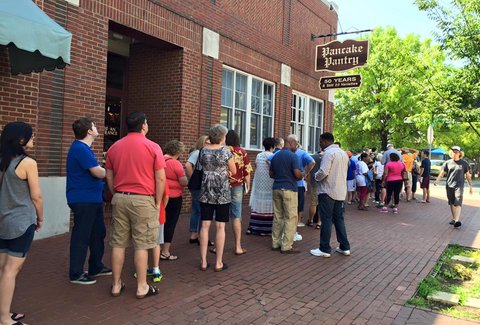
[285,134,299,152]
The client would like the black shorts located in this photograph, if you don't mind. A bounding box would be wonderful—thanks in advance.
[446,187,463,206]
[200,203,230,223]
[0,224,36,258]
[297,187,306,213]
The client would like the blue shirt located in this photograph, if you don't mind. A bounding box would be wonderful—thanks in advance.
[270,148,301,192]
[421,158,431,177]
[295,148,314,187]
[66,140,103,204]
[347,158,357,181]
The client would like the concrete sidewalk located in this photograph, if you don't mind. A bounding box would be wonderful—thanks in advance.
[12,186,480,324]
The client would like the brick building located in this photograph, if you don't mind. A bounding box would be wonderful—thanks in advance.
[0,0,338,238]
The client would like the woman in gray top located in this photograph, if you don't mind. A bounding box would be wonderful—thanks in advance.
[0,121,43,324]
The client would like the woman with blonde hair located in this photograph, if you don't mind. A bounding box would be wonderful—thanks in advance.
[185,135,214,246]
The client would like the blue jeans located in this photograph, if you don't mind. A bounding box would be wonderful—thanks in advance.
[230,186,243,219]
[189,190,201,233]
[318,194,350,253]
[69,203,106,280]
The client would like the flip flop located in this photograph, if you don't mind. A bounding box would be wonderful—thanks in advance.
[235,248,247,256]
[111,283,125,297]
[306,221,314,227]
[136,285,159,299]
[160,253,178,261]
[214,263,229,272]
[11,313,25,321]
[199,263,210,271]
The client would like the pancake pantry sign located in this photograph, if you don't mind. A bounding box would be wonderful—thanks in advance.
[316,39,369,89]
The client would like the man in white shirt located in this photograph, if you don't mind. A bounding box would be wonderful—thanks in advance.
[310,132,351,258]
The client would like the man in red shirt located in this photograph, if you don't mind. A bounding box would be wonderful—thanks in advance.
[106,112,166,299]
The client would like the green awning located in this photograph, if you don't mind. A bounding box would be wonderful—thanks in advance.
[0,0,72,75]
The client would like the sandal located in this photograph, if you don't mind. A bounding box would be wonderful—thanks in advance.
[11,313,25,321]
[136,285,159,299]
[315,224,321,230]
[306,221,314,227]
[209,247,217,254]
[235,248,247,256]
[160,253,178,261]
[199,263,210,271]
[214,263,229,272]
[111,283,126,297]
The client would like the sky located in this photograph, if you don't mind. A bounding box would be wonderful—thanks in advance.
[331,0,439,42]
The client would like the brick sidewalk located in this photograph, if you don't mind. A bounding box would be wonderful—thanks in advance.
[12,186,480,324]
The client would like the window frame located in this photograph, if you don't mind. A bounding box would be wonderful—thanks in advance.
[290,91,325,154]
[221,66,275,150]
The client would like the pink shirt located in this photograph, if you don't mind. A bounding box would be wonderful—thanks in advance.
[165,158,185,198]
[385,161,404,182]
[106,133,166,195]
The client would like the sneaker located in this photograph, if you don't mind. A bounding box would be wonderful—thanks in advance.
[70,273,96,285]
[297,222,306,227]
[380,207,388,213]
[449,220,455,225]
[134,268,155,278]
[392,208,398,214]
[454,221,462,228]
[335,247,351,256]
[310,248,331,257]
[153,272,164,283]
[294,232,303,241]
[375,203,384,208]
[389,204,395,209]
[91,267,112,277]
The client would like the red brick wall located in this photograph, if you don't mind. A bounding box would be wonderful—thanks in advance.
[0,0,337,176]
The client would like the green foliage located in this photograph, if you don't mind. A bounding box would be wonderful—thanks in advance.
[442,263,473,281]
[409,245,480,321]
[333,27,447,150]
[417,276,441,298]
[414,0,480,154]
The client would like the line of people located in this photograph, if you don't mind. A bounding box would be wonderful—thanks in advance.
[0,114,474,324]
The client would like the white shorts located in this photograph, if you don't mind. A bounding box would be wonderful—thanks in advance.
[347,179,356,192]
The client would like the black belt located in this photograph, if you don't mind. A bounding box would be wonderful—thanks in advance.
[118,192,154,196]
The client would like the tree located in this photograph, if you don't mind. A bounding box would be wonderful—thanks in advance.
[334,27,447,151]
[415,0,480,141]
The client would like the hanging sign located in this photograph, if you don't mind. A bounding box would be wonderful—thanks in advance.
[319,75,362,90]
[315,39,369,72]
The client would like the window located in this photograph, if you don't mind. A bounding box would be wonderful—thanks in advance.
[221,67,274,149]
[290,92,324,153]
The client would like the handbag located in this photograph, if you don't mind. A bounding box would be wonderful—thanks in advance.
[188,149,203,190]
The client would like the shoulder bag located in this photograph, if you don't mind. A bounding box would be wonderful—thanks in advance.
[188,149,203,191]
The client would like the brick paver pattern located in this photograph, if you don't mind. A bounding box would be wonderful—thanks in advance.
[13,186,480,324]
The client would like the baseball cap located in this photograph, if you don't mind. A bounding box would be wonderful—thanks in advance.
[386,143,394,149]
[452,146,461,151]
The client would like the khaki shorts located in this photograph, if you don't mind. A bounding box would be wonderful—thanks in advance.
[309,180,318,206]
[110,193,159,250]
[406,172,413,188]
